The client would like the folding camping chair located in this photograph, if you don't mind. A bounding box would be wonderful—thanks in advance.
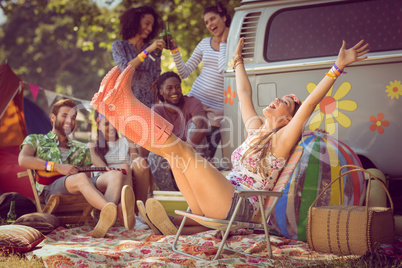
[17,169,94,225]
[172,145,303,261]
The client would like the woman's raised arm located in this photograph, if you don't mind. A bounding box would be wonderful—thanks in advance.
[234,38,263,134]
[277,40,370,158]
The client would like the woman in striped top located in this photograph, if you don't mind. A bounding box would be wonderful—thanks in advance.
[171,2,231,158]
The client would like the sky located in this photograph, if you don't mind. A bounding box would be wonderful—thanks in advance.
[0,9,5,25]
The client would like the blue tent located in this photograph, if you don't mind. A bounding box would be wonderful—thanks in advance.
[23,97,51,135]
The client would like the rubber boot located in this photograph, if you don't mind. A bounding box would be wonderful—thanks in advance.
[91,66,121,112]
[91,65,173,149]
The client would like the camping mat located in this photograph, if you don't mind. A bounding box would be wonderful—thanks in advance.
[27,224,401,267]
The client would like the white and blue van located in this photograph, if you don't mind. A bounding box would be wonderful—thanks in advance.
[221,0,402,184]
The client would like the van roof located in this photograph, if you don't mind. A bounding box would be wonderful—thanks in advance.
[239,0,342,6]
[237,0,347,11]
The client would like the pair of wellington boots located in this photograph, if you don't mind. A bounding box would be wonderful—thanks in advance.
[91,65,173,149]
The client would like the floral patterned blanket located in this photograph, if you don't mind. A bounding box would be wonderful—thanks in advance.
[27,222,401,268]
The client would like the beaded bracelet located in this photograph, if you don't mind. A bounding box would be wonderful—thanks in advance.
[44,161,48,172]
[171,47,179,54]
[233,55,244,72]
[233,55,242,61]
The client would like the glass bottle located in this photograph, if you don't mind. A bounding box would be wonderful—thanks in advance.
[7,201,17,223]
[153,22,172,57]
[164,22,173,50]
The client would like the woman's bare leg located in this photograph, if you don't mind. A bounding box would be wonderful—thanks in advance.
[65,173,109,210]
[95,170,125,204]
[146,136,235,219]
[119,163,133,188]
[92,66,234,219]
[167,165,203,215]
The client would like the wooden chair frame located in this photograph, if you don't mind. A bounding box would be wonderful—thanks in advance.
[17,169,94,225]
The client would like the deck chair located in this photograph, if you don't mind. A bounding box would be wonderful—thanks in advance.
[172,145,303,261]
[17,169,94,225]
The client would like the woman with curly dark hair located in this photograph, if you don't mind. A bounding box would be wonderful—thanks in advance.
[112,6,165,157]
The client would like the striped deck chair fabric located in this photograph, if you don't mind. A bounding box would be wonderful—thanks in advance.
[251,145,303,223]
[172,145,303,261]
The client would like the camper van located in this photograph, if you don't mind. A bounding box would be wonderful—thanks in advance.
[221,0,402,180]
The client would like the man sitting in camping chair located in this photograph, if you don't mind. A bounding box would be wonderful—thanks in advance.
[18,98,135,238]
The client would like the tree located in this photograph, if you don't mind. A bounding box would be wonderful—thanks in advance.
[118,0,240,93]
[0,0,240,100]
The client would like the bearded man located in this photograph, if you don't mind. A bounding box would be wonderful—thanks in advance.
[18,99,135,238]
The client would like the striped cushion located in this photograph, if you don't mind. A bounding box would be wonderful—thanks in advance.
[13,212,61,235]
[0,225,45,253]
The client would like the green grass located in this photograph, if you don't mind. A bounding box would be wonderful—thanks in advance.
[0,252,44,268]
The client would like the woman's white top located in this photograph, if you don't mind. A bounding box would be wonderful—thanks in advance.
[92,137,131,176]
[172,37,226,110]
[103,137,131,167]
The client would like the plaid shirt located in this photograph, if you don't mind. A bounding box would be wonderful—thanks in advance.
[20,131,91,195]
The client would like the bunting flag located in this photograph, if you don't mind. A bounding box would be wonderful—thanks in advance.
[44,90,58,107]
[21,81,91,111]
[28,83,40,100]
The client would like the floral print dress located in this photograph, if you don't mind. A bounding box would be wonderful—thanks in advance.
[226,130,287,218]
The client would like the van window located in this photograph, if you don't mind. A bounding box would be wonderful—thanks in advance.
[265,0,402,62]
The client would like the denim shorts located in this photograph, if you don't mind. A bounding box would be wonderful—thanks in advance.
[42,174,100,204]
[223,192,254,222]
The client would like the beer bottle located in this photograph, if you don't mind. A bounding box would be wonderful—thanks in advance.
[164,22,173,50]
[7,201,17,223]
[153,22,172,57]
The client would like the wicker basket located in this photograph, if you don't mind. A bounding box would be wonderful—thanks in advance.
[306,165,395,255]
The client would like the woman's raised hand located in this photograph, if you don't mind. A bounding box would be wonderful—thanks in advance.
[335,40,369,70]
[148,38,166,52]
[234,37,244,58]
[170,39,177,49]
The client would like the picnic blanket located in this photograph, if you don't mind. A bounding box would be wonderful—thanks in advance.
[27,220,401,267]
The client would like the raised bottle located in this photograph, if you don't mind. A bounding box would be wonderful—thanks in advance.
[153,22,172,57]
[164,22,173,50]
